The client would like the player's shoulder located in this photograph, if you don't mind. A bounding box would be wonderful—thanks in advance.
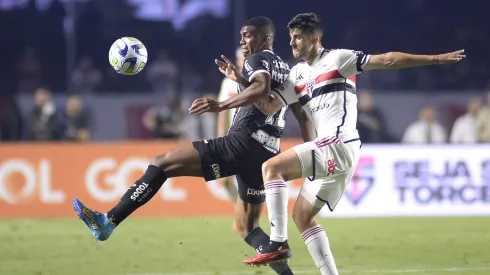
[290,61,309,76]
[327,48,366,59]
[245,51,268,61]
[243,52,268,72]
[246,50,284,62]
[327,48,362,54]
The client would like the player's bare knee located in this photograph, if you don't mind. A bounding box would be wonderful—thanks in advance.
[150,152,175,172]
[150,154,165,168]
[261,160,282,181]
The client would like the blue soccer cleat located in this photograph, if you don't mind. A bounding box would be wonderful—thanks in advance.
[72,199,115,241]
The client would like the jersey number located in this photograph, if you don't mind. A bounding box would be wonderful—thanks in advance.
[265,107,287,129]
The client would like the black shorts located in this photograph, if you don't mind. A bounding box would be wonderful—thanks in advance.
[192,132,277,204]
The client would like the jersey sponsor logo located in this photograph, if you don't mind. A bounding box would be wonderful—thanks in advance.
[309,102,330,115]
[251,129,280,154]
[247,188,265,196]
[211,163,221,179]
[297,74,303,80]
[270,59,289,83]
[326,159,336,176]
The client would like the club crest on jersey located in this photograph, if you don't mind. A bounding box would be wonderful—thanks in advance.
[244,61,253,73]
[306,79,315,94]
[261,60,269,71]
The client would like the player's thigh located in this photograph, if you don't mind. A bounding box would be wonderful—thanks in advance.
[262,148,303,182]
[234,195,264,238]
[221,176,236,187]
[288,140,324,181]
[151,142,203,178]
[191,135,243,182]
[312,173,354,212]
[294,137,359,181]
[298,139,361,212]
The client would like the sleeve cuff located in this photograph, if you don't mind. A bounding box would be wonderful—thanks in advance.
[248,70,270,82]
[271,89,288,107]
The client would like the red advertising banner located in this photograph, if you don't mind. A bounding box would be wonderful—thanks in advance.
[0,140,305,217]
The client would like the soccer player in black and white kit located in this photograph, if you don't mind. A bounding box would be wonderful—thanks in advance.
[73,16,312,275]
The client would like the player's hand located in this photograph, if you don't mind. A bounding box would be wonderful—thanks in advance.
[215,55,245,83]
[189,98,222,115]
[435,49,466,64]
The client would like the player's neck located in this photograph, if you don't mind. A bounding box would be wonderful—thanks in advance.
[259,46,273,53]
[304,45,323,65]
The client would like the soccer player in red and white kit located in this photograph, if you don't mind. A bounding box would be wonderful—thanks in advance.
[234,13,465,273]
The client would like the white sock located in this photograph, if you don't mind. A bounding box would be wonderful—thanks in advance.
[302,225,339,275]
[264,180,288,242]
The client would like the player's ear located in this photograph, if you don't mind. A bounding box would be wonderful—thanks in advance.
[262,34,271,47]
[311,35,319,44]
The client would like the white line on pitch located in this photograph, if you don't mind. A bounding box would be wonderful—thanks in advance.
[122,266,490,275]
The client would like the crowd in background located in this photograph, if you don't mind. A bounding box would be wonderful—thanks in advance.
[0,0,489,143]
[1,87,490,144]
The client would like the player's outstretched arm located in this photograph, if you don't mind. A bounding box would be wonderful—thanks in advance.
[363,49,465,71]
[188,73,270,115]
[218,72,271,110]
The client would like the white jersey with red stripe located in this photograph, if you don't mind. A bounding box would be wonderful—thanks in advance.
[274,48,370,142]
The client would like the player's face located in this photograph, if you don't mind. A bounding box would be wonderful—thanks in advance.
[240,26,262,57]
[289,28,315,59]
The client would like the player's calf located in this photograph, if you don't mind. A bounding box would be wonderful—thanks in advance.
[301,225,339,275]
[294,195,339,275]
[237,198,294,274]
[292,193,318,233]
[106,164,168,226]
[106,144,203,226]
[260,150,304,244]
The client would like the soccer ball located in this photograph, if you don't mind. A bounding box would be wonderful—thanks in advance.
[108,37,148,75]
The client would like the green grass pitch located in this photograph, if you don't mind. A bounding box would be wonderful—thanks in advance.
[1,217,489,275]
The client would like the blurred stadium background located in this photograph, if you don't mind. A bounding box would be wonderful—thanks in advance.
[0,0,490,275]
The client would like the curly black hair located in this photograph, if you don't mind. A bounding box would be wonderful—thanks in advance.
[243,16,275,37]
[287,13,324,37]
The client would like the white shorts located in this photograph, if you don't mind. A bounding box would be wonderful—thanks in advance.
[292,136,361,211]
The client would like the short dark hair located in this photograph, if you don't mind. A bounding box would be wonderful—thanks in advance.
[287,13,324,37]
[243,16,275,37]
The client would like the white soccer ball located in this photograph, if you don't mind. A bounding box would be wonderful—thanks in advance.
[108,37,148,75]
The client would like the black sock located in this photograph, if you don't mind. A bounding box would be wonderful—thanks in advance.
[244,227,294,275]
[106,165,167,225]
